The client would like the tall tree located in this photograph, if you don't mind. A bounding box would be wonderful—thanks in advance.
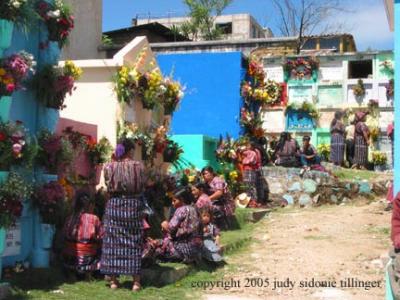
[182,0,233,40]
[272,0,347,54]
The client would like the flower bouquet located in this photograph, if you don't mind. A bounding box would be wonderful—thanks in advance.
[283,57,319,80]
[36,129,73,174]
[153,125,168,154]
[161,77,184,115]
[285,101,320,120]
[0,120,37,170]
[0,51,34,96]
[163,138,183,164]
[87,136,113,166]
[0,172,32,229]
[36,0,74,48]
[31,61,82,110]
[352,79,365,98]
[32,181,65,225]
[216,134,237,164]
[317,143,330,161]
[371,151,387,166]
[247,59,265,83]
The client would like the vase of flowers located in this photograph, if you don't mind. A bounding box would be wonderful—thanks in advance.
[36,129,74,175]
[0,0,31,57]
[31,180,64,267]
[372,151,387,171]
[0,172,32,277]
[32,61,82,118]
[0,51,34,121]
[161,78,184,115]
[36,0,74,62]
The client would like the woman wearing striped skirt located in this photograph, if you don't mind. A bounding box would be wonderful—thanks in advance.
[101,139,145,292]
[330,111,345,166]
[353,111,370,169]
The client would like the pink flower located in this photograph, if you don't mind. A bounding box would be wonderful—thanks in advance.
[12,143,23,157]
[6,83,15,93]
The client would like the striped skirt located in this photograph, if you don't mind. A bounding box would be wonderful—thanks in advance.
[243,169,258,200]
[330,133,345,164]
[353,136,368,166]
[100,197,143,276]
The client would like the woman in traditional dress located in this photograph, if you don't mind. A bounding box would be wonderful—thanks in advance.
[330,111,346,166]
[241,141,259,202]
[275,132,300,167]
[160,187,202,263]
[353,111,370,169]
[62,192,103,277]
[191,182,212,210]
[201,166,235,230]
[100,138,145,292]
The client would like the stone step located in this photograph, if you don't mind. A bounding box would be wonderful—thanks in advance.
[245,209,270,223]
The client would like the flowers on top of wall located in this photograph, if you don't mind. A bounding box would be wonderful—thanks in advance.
[114,66,185,113]
[31,61,82,110]
[282,57,319,80]
[285,101,320,120]
[0,51,34,97]
[352,79,366,98]
[0,120,37,170]
[36,0,74,48]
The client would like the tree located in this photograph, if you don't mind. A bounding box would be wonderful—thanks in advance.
[272,0,347,54]
[181,0,233,40]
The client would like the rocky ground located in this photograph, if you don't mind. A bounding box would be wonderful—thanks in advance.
[203,198,391,300]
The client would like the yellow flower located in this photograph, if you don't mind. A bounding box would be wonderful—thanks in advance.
[0,68,6,76]
[188,175,195,183]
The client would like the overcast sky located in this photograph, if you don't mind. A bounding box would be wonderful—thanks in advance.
[103,0,393,51]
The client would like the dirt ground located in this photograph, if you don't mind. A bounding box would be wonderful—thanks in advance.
[203,199,391,300]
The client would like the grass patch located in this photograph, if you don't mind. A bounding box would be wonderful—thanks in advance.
[8,211,259,300]
[366,225,390,236]
[333,169,376,181]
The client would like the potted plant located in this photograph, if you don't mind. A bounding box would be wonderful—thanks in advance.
[0,172,32,277]
[317,143,330,162]
[31,180,65,267]
[0,0,31,56]
[0,51,34,121]
[372,151,387,172]
[86,136,113,183]
[36,129,73,176]
[36,0,74,65]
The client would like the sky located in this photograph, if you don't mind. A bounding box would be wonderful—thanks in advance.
[103,0,393,51]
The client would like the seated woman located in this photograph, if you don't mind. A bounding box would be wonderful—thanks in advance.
[159,187,202,264]
[201,166,235,230]
[62,192,103,277]
[274,132,300,168]
[300,135,321,168]
[191,182,212,209]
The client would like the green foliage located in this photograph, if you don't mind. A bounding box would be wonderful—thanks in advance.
[181,0,233,40]
[101,34,113,46]
[87,137,113,165]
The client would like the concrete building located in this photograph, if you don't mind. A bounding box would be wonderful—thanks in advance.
[136,13,273,41]
[62,0,104,59]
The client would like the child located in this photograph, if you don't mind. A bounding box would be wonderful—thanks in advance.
[200,207,223,263]
[62,192,103,278]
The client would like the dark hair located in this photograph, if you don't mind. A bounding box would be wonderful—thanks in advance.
[201,166,215,176]
[199,206,213,220]
[193,181,208,192]
[116,137,135,159]
[173,186,195,205]
[276,132,291,151]
[331,111,343,128]
[302,135,311,142]
[73,191,92,214]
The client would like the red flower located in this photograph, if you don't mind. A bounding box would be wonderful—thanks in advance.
[0,132,6,142]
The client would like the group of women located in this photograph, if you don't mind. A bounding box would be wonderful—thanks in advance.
[61,138,234,292]
[330,111,370,169]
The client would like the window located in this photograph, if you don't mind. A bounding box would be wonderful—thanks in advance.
[348,60,373,79]
[319,38,340,50]
[302,39,317,50]
[216,22,232,34]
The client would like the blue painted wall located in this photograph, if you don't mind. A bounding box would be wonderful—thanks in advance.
[157,52,244,139]
[395,0,400,194]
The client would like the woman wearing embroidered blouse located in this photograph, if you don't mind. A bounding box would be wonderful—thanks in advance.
[100,138,145,292]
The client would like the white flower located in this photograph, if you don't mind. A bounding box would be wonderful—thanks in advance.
[47,9,61,18]
[12,0,22,8]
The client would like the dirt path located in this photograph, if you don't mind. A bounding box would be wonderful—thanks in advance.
[203,200,391,300]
